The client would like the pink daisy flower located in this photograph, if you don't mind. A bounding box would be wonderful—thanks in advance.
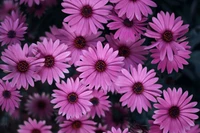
[27,2,47,18]
[89,89,111,118]
[0,44,44,89]
[62,0,112,35]
[33,38,71,85]
[51,78,92,119]
[58,115,96,133]
[25,93,53,119]
[20,0,44,7]
[187,125,200,133]
[145,11,189,61]
[18,118,52,133]
[148,120,162,133]
[58,23,104,65]
[40,25,62,41]
[0,17,27,46]
[0,80,21,113]
[150,41,191,73]
[76,41,124,91]
[110,0,157,21]
[153,87,199,133]
[9,10,27,25]
[106,34,148,69]
[107,13,147,41]
[106,127,129,133]
[116,64,162,113]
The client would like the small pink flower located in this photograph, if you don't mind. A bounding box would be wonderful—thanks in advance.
[0,44,44,89]
[33,38,71,85]
[89,89,111,118]
[187,125,200,133]
[51,78,92,119]
[62,0,112,35]
[58,115,96,133]
[0,80,21,113]
[27,2,47,18]
[18,118,52,133]
[153,87,199,133]
[20,0,45,7]
[106,127,129,133]
[76,41,124,91]
[110,0,157,21]
[0,17,27,46]
[116,64,162,113]
[40,25,62,41]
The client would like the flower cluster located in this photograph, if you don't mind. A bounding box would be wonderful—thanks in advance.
[0,0,199,133]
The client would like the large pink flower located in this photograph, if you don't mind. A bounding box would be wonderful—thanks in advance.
[58,115,96,133]
[33,38,71,85]
[153,87,199,133]
[150,41,191,73]
[0,17,27,46]
[18,118,52,133]
[76,41,124,91]
[110,0,157,21]
[0,80,21,113]
[106,34,148,69]
[145,11,189,61]
[0,44,44,89]
[62,0,112,35]
[51,78,92,119]
[116,64,162,113]
[58,23,104,65]
[107,13,147,41]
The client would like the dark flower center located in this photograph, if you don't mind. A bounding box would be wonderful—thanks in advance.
[118,45,130,58]
[44,55,55,68]
[17,61,29,73]
[95,129,104,133]
[132,82,144,94]
[7,30,16,38]
[95,60,107,72]
[81,5,93,18]
[123,18,133,27]
[168,106,180,118]
[74,36,86,49]
[2,90,11,99]
[132,0,137,2]
[90,97,99,106]
[37,100,46,110]
[72,120,82,129]
[67,92,78,104]
[162,30,173,42]
[32,129,41,133]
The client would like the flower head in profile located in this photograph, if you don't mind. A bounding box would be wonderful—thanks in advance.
[18,118,52,133]
[0,44,44,89]
[106,127,129,133]
[0,80,21,113]
[153,87,199,133]
[0,17,27,46]
[110,0,157,21]
[106,34,148,69]
[76,41,124,91]
[33,38,71,85]
[25,93,53,119]
[51,78,92,119]
[58,115,96,133]
[62,0,112,35]
[116,64,162,113]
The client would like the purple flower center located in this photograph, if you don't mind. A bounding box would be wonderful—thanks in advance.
[123,18,133,27]
[168,106,180,118]
[72,120,82,129]
[162,30,173,42]
[131,0,137,2]
[132,82,144,94]
[31,129,41,133]
[95,60,107,72]
[118,45,130,58]
[67,92,78,104]
[2,90,11,99]
[81,5,93,18]
[90,97,99,106]
[95,129,105,133]
[17,61,29,73]
[7,30,16,38]
[74,36,86,49]
[44,55,55,68]
[37,100,46,110]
